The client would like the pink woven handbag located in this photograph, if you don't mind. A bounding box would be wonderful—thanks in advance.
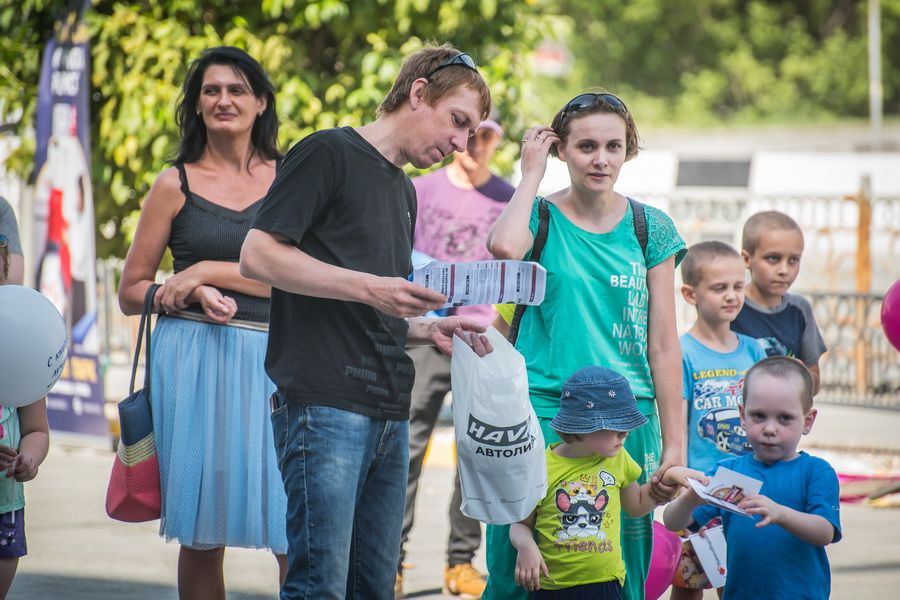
[105,284,161,522]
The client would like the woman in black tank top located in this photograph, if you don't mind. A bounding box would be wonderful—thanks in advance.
[118,47,288,596]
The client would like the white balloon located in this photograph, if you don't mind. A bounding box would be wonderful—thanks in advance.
[0,285,69,407]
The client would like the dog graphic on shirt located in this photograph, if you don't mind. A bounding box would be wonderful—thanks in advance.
[555,487,609,541]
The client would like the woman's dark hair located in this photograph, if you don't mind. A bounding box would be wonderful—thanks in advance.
[174,46,281,167]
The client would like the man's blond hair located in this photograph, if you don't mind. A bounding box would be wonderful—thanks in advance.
[378,44,491,120]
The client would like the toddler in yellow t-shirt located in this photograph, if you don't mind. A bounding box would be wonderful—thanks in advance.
[510,366,704,598]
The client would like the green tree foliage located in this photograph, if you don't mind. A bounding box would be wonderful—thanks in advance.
[4,0,897,260]
[540,0,900,126]
[1,0,544,258]
[0,0,60,172]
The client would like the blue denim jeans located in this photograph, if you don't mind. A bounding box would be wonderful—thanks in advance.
[271,400,409,600]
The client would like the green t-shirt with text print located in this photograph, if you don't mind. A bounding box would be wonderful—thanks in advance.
[516,198,686,418]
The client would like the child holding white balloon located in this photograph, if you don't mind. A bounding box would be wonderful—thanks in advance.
[0,230,51,598]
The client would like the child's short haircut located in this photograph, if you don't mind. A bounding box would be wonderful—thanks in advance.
[554,430,583,444]
[680,240,741,287]
[744,355,815,412]
[742,211,803,255]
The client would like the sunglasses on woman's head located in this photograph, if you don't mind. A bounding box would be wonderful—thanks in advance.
[561,93,629,120]
[425,53,478,80]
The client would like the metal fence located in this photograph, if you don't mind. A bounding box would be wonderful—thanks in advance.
[657,191,900,295]
[657,190,900,409]
[94,190,900,409]
[96,257,134,367]
[809,292,900,409]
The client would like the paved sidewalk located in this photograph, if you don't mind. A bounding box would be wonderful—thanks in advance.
[9,418,900,600]
[804,403,900,452]
[11,441,479,600]
[17,354,900,600]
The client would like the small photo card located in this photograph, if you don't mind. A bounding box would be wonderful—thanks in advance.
[688,525,728,588]
[687,466,763,517]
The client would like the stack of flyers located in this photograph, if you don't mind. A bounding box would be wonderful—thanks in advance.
[687,466,763,517]
[411,259,546,309]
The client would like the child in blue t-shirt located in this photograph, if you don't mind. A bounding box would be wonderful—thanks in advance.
[731,211,826,394]
[664,356,842,600]
[673,241,767,598]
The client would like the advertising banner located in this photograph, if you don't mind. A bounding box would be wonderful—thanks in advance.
[32,0,106,437]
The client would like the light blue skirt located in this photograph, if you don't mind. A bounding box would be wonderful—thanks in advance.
[150,315,287,553]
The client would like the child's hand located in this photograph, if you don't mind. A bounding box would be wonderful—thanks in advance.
[12,452,39,482]
[649,450,687,502]
[0,445,17,478]
[739,494,784,527]
[695,523,712,538]
[514,543,549,591]
[663,467,709,489]
[649,467,679,503]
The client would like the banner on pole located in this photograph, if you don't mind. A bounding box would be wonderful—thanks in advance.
[32,0,107,437]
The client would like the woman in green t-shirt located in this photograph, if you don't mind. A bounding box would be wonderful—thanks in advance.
[484,93,687,600]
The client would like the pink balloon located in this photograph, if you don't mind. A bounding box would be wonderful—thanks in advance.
[645,521,681,600]
[882,280,900,352]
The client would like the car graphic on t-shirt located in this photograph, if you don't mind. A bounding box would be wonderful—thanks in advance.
[697,408,752,455]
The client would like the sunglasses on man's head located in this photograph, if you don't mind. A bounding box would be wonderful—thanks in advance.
[561,93,629,120]
[425,53,478,80]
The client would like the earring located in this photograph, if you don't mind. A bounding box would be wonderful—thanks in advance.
[196,108,201,115]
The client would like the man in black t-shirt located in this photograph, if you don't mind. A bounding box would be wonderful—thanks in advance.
[240,45,493,600]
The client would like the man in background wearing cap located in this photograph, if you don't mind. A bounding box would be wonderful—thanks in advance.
[398,117,513,599]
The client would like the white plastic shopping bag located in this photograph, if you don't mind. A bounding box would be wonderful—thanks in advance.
[450,327,547,524]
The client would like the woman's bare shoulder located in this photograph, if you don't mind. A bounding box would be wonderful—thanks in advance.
[152,165,183,193]
[140,166,189,218]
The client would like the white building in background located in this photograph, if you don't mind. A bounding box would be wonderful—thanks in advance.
[512,122,900,296]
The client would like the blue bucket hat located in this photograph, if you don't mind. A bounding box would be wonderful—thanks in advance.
[549,366,648,434]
